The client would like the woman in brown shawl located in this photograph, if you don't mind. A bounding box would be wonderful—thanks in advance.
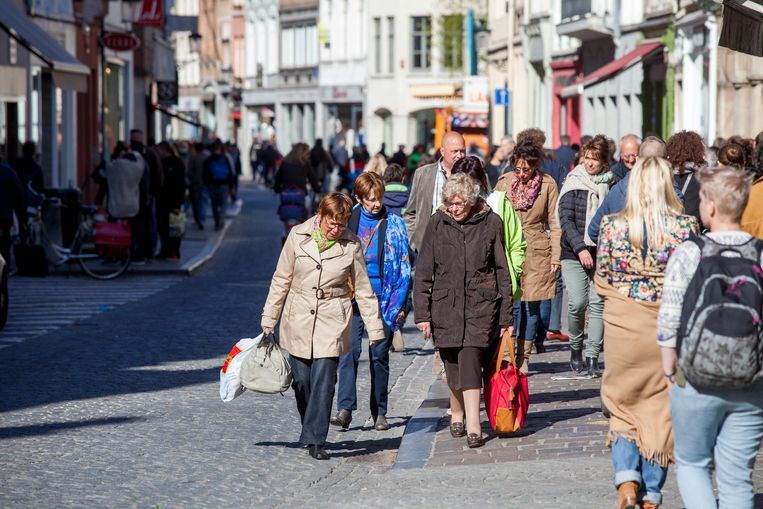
[594,157,697,508]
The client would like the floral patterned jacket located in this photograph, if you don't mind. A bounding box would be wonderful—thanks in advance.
[595,214,698,302]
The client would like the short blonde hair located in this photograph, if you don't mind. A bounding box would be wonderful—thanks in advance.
[364,154,388,176]
[442,173,481,207]
[317,192,353,223]
[696,166,753,221]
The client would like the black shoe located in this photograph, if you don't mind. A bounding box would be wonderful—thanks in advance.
[374,415,390,431]
[586,357,601,378]
[466,433,484,448]
[570,349,585,373]
[308,445,329,460]
[449,422,466,438]
[330,409,352,429]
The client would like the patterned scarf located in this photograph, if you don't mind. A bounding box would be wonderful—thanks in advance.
[310,215,336,252]
[510,171,542,210]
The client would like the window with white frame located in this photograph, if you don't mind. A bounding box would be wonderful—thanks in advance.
[374,17,382,73]
[388,17,395,73]
[411,16,431,70]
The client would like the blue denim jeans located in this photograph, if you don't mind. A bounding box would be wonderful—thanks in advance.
[208,184,229,229]
[540,271,564,332]
[670,380,763,509]
[337,311,393,417]
[515,301,546,345]
[190,184,208,225]
[611,437,668,505]
[289,355,339,446]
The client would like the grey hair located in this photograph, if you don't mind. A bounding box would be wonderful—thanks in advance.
[442,173,481,207]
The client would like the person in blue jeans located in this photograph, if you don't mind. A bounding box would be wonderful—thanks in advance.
[659,165,763,509]
[332,172,411,432]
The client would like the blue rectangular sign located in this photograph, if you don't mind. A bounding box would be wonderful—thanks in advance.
[494,88,510,106]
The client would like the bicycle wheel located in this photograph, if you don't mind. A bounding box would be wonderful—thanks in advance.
[76,224,132,280]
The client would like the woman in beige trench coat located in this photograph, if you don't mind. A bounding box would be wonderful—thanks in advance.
[495,141,561,374]
[261,192,385,460]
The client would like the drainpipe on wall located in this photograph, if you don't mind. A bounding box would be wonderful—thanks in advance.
[662,24,676,139]
[466,9,476,76]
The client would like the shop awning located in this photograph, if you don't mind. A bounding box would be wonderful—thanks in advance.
[154,104,208,130]
[560,41,663,98]
[409,83,458,99]
[720,0,763,57]
[0,1,90,92]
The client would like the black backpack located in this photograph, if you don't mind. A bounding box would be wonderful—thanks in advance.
[677,235,763,389]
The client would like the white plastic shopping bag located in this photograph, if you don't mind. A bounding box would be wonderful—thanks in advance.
[219,334,263,402]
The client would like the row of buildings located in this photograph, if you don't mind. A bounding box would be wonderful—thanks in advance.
[186,0,763,179]
[0,0,761,191]
[486,0,763,149]
[0,0,178,194]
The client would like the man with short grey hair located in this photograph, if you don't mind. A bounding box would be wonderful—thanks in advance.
[611,134,641,180]
[404,131,466,252]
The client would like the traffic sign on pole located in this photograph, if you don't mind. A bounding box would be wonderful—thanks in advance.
[494,88,510,106]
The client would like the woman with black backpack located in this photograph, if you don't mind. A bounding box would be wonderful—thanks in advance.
[659,165,763,509]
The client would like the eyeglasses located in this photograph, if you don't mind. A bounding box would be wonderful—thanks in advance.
[621,154,638,161]
[445,200,467,210]
[514,166,534,174]
[324,221,347,231]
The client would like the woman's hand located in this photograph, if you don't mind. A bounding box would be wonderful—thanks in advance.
[500,326,513,338]
[578,250,594,269]
[262,326,274,336]
[417,322,432,340]
[395,310,406,325]
[550,263,560,274]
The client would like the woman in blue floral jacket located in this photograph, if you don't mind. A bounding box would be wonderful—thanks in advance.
[331,171,412,431]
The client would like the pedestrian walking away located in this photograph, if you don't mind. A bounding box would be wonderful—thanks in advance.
[557,134,616,376]
[260,193,385,461]
[595,156,697,509]
[495,141,560,373]
[203,140,235,231]
[332,172,411,432]
[659,166,763,509]
[156,142,187,259]
[413,173,514,449]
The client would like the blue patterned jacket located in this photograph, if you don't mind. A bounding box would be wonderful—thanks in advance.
[349,206,412,330]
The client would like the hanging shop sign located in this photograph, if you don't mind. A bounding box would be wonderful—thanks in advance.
[137,0,164,27]
[101,32,141,51]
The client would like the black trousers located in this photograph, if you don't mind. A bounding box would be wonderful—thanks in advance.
[289,355,339,446]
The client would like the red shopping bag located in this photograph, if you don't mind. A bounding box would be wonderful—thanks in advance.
[484,331,529,433]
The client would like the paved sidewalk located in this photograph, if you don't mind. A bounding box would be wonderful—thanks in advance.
[49,199,242,277]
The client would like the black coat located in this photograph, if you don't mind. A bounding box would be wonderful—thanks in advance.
[413,201,514,348]
[273,161,321,193]
[159,156,187,210]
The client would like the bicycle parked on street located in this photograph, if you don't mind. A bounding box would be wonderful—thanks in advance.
[23,190,132,280]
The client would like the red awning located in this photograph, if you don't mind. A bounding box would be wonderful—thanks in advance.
[561,41,663,98]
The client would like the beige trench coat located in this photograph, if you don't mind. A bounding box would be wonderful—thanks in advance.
[261,217,385,359]
[496,172,561,301]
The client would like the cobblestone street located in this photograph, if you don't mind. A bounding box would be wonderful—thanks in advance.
[2,185,763,508]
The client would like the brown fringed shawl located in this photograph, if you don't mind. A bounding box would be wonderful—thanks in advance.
[595,275,674,467]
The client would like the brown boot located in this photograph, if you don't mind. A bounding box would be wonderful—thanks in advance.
[641,502,659,509]
[519,340,533,375]
[616,481,638,509]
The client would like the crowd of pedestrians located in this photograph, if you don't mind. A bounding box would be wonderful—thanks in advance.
[92,132,242,263]
[261,123,763,508]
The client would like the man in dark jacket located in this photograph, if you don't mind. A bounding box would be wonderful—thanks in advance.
[555,135,577,172]
[390,145,407,167]
[310,139,333,193]
[610,134,640,181]
[203,140,235,231]
[0,161,27,264]
[14,141,45,207]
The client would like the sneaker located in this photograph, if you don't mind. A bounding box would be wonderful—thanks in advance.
[546,330,569,341]
[132,258,146,266]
